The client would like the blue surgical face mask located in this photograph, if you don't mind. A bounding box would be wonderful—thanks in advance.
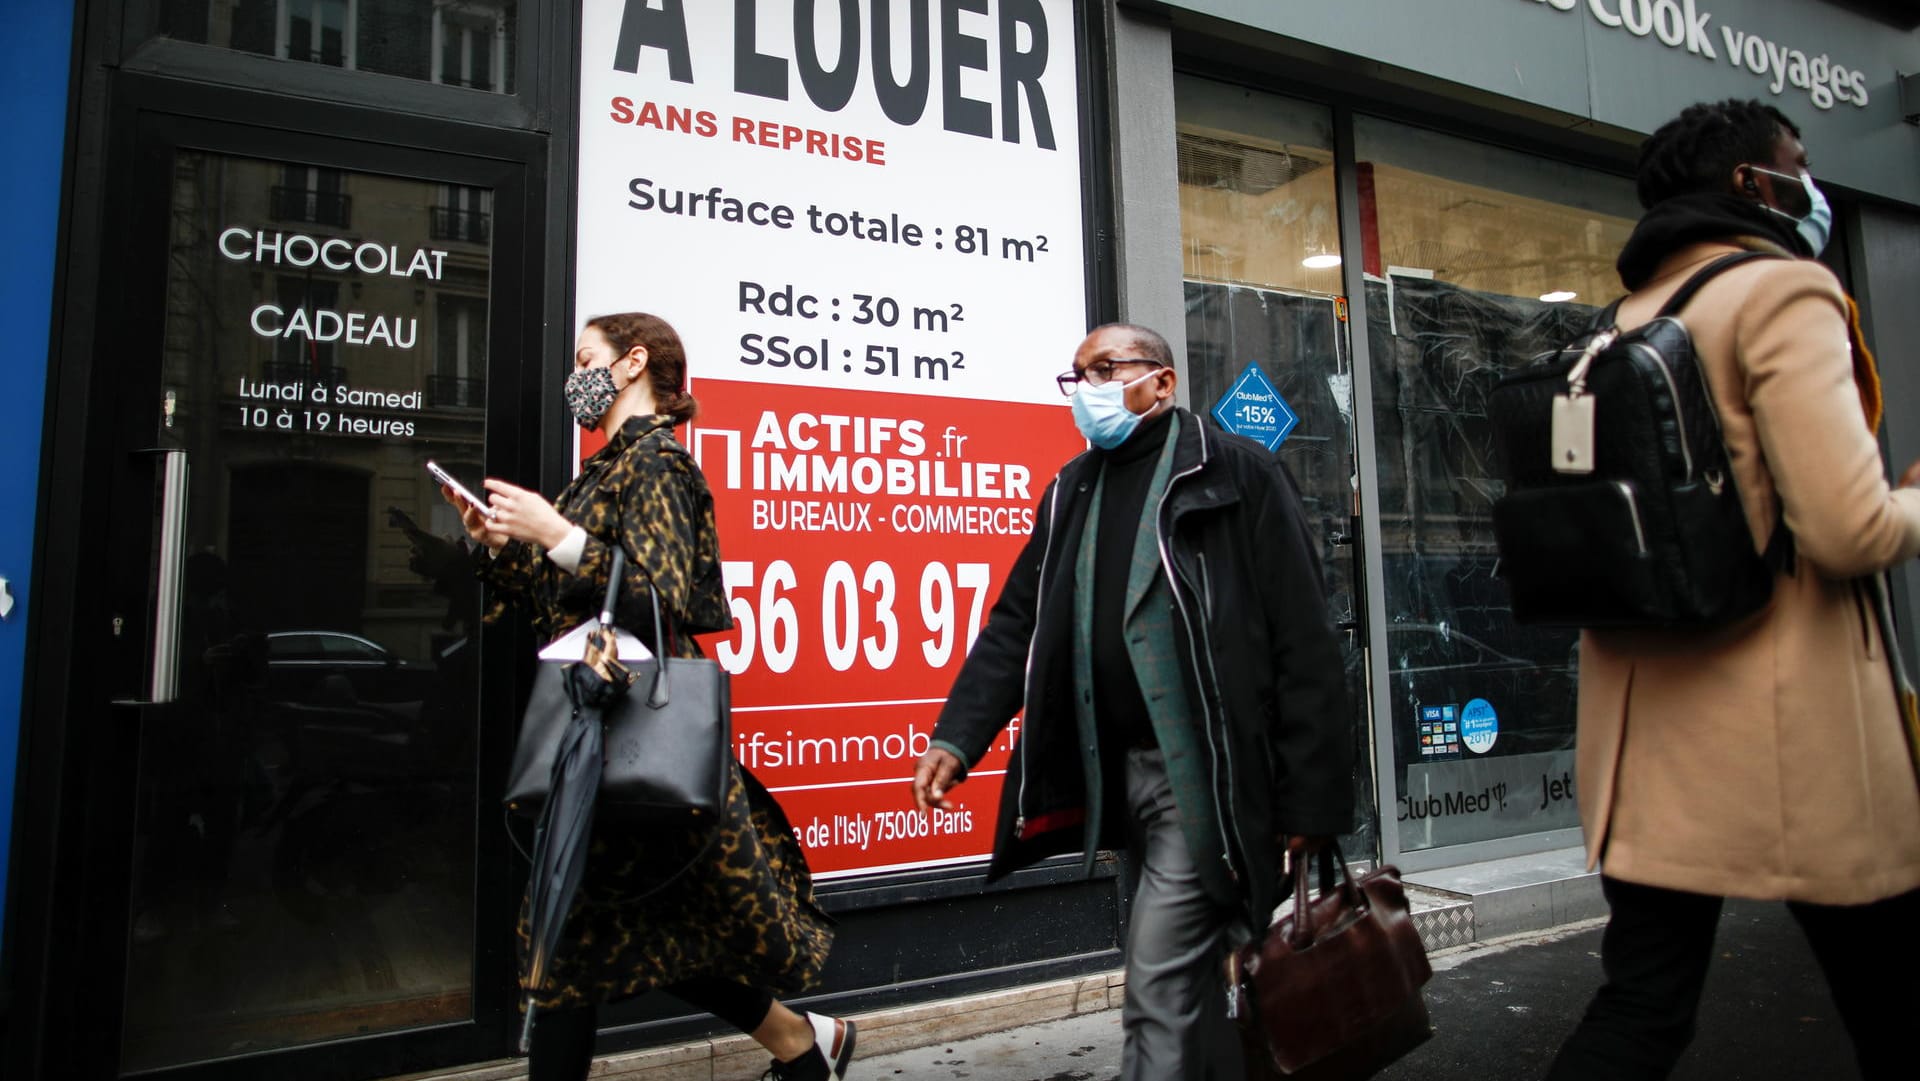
[1071,368,1163,450]
[1796,178,1833,256]
[1753,166,1832,256]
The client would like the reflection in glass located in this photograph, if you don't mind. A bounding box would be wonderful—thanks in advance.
[121,149,489,1070]
[1354,117,1638,852]
[1174,81,1376,857]
[158,0,518,94]
[1176,76,1342,297]
[274,165,350,228]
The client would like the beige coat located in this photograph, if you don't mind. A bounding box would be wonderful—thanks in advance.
[1576,241,1920,905]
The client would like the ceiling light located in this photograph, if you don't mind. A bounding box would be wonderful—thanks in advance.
[1302,254,1342,269]
[1539,290,1577,303]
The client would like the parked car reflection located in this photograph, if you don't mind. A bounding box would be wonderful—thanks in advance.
[264,630,439,707]
[247,630,455,924]
[1384,621,1578,767]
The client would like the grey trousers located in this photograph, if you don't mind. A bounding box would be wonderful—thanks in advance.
[1120,747,1242,1081]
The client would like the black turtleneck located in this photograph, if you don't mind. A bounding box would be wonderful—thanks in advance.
[1090,408,1174,752]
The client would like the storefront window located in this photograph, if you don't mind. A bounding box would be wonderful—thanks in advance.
[1174,77,1375,855]
[1353,117,1637,852]
[120,149,488,1071]
[158,0,518,93]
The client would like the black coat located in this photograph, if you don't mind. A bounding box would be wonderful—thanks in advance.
[933,410,1353,931]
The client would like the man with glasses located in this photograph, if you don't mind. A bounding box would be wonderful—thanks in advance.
[912,323,1353,1080]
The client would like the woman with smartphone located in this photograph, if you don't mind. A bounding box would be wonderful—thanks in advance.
[443,312,854,1081]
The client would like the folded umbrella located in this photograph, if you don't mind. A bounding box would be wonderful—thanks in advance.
[519,550,635,1053]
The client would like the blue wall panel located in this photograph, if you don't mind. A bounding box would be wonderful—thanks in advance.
[0,0,75,941]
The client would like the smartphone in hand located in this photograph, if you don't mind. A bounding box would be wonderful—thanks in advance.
[426,460,496,519]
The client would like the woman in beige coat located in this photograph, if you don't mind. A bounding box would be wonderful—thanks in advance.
[1547,100,1920,1081]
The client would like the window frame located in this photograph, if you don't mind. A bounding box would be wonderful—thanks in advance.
[21,66,548,1077]
[118,0,542,131]
[1168,47,1635,873]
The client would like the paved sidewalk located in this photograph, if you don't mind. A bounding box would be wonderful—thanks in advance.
[852,1012,1123,1081]
[852,899,1861,1081]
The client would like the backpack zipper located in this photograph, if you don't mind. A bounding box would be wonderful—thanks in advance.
[1630,339,1695,482]
[1611,481,1649,554]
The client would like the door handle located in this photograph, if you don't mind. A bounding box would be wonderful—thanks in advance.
[120,449,189,705]
[151,449,189,703]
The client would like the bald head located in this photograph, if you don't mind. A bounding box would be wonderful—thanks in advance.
[1083,323,1174,366]
[1069,323,1178,422]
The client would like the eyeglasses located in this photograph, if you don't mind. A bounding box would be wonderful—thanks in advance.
[1055,358,1164,397]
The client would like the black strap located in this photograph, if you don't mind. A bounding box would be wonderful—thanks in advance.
[1654,251,1781,318]
[620,552,675,709]
[1762,521,1797,576]
[597,544,676,707]
[1586,297,1625,335]
[644,589,671,709]
[1586,252,1779,334]
[1660,250,1798,571]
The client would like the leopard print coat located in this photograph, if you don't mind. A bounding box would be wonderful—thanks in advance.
[480,413,832,1009]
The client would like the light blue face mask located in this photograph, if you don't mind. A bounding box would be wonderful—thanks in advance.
[1071,368,1163,450]
[1796,179,1833,256]
[1753,166,1832,256]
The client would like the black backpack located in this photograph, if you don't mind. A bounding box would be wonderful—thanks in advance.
[1487,252,1790,628]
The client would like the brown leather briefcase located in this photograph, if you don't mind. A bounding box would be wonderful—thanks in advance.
[1228,847,1433,1080]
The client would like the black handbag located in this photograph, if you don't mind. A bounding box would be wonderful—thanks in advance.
[504,551,730,825]
[1229,846,1433,1080]
[1487,252,1790,628]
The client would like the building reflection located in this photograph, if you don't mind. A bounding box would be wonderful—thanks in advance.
[121,148,491,1070]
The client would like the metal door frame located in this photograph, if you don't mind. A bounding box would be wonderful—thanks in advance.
[1332,104,1586,874]
[13,76,546,1081]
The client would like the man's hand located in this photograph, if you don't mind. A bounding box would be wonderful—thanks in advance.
[1284,834,1331,858]
[912,748,966,812]
[1281,834,1333,877]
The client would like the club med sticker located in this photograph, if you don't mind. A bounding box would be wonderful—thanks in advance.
[1460,698,1499,755]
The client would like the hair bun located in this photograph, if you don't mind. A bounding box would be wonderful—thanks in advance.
[663,389,700,424]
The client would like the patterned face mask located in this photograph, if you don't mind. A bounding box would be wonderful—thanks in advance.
[564,366,620,430]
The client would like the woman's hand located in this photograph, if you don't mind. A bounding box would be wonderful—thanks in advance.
[480,478,575,550]
[441,484,509,553]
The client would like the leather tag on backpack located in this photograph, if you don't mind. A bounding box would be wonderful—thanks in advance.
[1552,394,1595,474]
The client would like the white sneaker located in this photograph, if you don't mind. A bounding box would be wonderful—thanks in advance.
[806,1012,856,1079]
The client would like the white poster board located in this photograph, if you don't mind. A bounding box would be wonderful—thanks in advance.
[575,0,1090,878]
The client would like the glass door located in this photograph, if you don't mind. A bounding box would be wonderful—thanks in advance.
[102,134,515,1075]
[1175,81,1378,855]
[1351,117,1639,865]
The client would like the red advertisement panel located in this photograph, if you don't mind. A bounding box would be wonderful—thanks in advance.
[686,378,1082,876]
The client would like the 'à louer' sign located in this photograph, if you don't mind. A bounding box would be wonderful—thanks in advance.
[576,1,1090,879]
